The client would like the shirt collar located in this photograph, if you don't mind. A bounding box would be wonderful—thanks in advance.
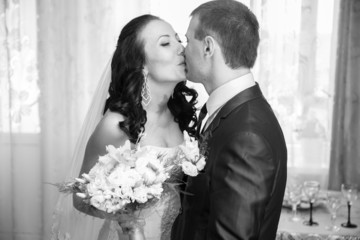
[206,72,255,117]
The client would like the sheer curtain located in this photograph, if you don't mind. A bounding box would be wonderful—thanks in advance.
[0,0,339,239]
[1,0,41,239]
[329,0,360,190]
[248,0,338,189]
[1,0,150,239]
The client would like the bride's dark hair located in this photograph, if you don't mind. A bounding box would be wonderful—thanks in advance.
[104,14,198,143]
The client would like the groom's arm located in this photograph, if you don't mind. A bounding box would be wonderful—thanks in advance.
[207,131,276,240]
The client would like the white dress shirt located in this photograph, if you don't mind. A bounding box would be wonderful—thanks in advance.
[201,72,256,132]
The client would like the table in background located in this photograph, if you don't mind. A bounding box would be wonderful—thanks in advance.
[276,191,360,240]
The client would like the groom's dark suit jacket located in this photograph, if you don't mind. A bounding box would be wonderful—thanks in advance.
[171,84,287,240]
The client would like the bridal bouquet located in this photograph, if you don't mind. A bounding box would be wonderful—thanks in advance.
[56,133,207,215]
[57,140,171,214]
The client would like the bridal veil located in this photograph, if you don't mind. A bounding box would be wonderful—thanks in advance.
[50,58,125,240]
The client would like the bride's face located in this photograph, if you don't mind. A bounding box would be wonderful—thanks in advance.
[141,20,186,84]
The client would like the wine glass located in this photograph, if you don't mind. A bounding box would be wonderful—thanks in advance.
[341,183,358,228]
[302,180,320,226]
[286,183,303,222]
[325,191,342,232]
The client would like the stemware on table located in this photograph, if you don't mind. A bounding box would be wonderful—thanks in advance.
[325,191,342,232]
[341,183,358,228]
[285,183,303,222]
[302,180,320,226]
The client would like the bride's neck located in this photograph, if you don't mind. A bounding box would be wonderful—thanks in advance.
[144,96,170,114]
[144,85,174,114]
[145,80,177,114]
[144,104,172,123]
[144,95,174,128]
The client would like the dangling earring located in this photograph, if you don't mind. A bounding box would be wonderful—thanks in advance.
[141,73,151,106]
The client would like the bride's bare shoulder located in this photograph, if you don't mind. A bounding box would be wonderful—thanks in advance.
[80,111,128,174]
[88,111,128,152]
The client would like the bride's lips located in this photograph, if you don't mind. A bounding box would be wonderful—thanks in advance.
[178,57,186,66]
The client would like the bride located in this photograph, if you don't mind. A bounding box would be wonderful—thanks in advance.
[51,14,198,240]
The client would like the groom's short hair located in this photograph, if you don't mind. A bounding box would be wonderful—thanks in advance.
[191,0,259,69]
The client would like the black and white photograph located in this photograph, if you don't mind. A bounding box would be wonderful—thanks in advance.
[0,0,359,239]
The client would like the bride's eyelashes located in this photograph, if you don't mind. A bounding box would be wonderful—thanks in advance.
[160,39,182,47]
[159,33,183,47]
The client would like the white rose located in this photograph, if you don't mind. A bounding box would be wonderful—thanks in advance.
[104,199,128,213]
[120,185,133,198]
[87,179,103,194]
[142,168,157,185]
[86,182,100,195]
[99,157,119,174]
[90,194,106,211]
[181,161,198,177]
[133,186,149,203]
[102,189,115,200]
[108,168,140,188]
[98,155,112,165]
[92,175,108,189]
[88,163,102,177]
[147,183,163,198]
[154,172,169,184]
[196,156,206,171]
[179,143,200,163]
[108,201,126,213]
[148,155,162,169]
[106,144,133,165]
[135,157,150,170]
[104,201,116,213]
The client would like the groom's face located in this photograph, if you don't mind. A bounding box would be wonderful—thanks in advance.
[185,16,206,84]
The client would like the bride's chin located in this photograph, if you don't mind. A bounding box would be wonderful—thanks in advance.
[173,77,186,84]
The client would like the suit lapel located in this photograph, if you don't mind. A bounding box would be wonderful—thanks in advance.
[204,83,264,134]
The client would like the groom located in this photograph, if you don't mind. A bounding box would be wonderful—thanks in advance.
[171,0,287,239]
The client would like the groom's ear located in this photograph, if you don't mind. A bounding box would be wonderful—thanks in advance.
[203,36,215,57]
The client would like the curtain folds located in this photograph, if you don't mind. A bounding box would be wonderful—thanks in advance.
[248,0,336,189]
[329,0,360,190]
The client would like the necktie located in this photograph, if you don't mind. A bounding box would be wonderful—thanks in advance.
[196,104,208,137]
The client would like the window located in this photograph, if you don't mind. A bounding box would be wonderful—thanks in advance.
[0,0,40,133]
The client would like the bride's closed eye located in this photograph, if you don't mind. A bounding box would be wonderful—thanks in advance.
[160,39,181,47]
